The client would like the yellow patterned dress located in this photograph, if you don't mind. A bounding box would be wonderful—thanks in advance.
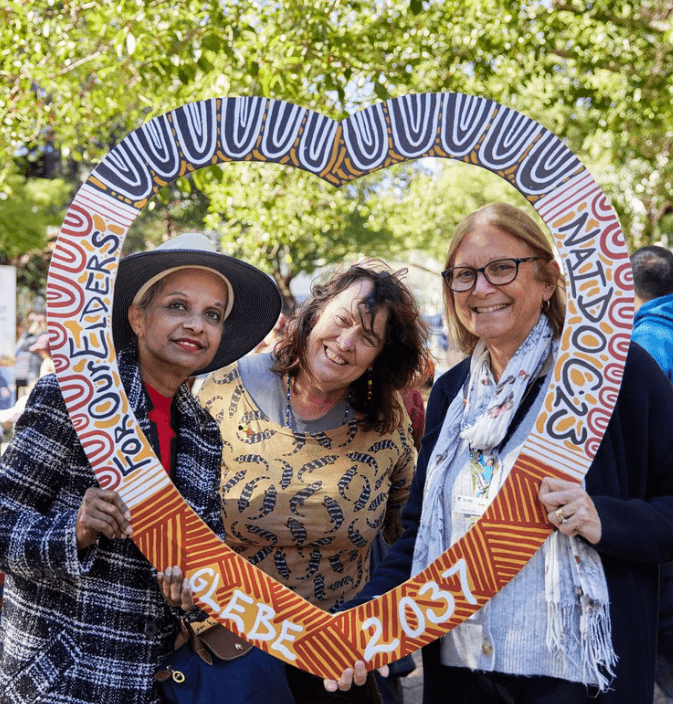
[198,362,415,611]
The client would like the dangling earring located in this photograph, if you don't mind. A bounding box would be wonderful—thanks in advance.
[541,298,550,313]
[367,368,373,404]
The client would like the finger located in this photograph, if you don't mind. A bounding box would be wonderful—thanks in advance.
[156,571,166,596]
[92,507,129,540]
[83,496,132,539]
[538,476,553,496]
[557,498,601,543]
[102,491,133,537]
[78,509,123,541]
[539,476,580,492]
[170,566,184,604]
[156,570,174,603]
[539,488,584,516]
[157,567,172,601]
[548,506,570,526]
[551,492,592,523]
[538,478,562,509]
[162,566,178,604]
[539,485,574,503]
[180,579,195,611]
[336,667,354,691]
[108,492,133,533]
[377,664,390,678]
[84,487,128,516]
[323,679,339,693]
[95,489,132,521]
[352,660,368,687]
[157,569,190,608]
[539,478,582,507]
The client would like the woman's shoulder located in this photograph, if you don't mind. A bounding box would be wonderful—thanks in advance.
[203,360,241,382]
[197,361,242,403]
[420,357,469,432]
[616,340,673,407]
[10,373,72,438]
[238,352,274,376]
[18,373,64,410]
[619,340,671,391]
[433,357,470,400]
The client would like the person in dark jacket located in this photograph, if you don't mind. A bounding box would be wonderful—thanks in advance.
[631,244,673,699]
[329,204,673,703]
[0,233,281,704]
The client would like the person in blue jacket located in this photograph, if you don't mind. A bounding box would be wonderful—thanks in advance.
[631,245,673,381]
[329,204,673,704]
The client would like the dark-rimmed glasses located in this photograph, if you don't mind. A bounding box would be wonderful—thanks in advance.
[441,257,542,292]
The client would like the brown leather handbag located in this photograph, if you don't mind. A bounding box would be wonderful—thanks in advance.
[155,620,252,682]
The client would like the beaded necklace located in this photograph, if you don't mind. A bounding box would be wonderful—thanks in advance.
[285,375,351,429]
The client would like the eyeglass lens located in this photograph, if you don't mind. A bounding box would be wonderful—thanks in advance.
[446,259,523,291]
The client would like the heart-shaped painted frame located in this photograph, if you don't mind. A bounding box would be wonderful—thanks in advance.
[46,93,633,679]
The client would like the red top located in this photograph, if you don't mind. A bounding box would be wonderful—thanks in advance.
[145,382,175,475]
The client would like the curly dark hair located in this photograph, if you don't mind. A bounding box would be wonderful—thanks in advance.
[272,260,430,434]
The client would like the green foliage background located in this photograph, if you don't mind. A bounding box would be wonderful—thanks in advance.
[2,0,672,304]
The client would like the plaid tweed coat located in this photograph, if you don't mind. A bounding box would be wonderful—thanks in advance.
[0,347,225,703]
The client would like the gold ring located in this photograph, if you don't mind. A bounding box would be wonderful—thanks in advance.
[556,507,568,524]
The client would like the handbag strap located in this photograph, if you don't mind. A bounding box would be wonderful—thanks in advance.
[194,622,253,662]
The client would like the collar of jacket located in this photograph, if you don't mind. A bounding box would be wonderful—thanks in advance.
[116,345,209,436]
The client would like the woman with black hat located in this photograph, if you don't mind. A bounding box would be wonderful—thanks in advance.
[0,233,281,704]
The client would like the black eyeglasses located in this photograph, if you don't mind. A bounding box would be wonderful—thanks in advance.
[441,257,542,292]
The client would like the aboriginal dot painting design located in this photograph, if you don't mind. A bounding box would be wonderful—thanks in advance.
[47,93,633,678]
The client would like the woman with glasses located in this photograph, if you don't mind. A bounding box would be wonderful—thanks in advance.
[328,203,673,704]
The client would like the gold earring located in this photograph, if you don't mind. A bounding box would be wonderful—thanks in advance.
[541,299,550,313]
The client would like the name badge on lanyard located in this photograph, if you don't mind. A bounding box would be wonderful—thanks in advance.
[455,449,499,519]
[454,494,491,517]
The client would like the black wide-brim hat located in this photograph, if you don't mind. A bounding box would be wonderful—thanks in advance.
[112,233,282,374]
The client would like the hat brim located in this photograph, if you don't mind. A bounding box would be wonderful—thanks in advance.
[112,249,282,374]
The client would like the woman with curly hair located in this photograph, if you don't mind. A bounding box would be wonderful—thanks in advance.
[198,260,429,703]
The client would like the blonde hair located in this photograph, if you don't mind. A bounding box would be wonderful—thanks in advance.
[443,203,565,355]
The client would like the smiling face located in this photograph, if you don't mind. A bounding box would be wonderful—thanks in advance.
[128,268,228,396]
[304,279,389,394]
[451,223,554,374]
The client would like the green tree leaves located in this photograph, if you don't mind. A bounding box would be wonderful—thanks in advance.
[3,0,672,302]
